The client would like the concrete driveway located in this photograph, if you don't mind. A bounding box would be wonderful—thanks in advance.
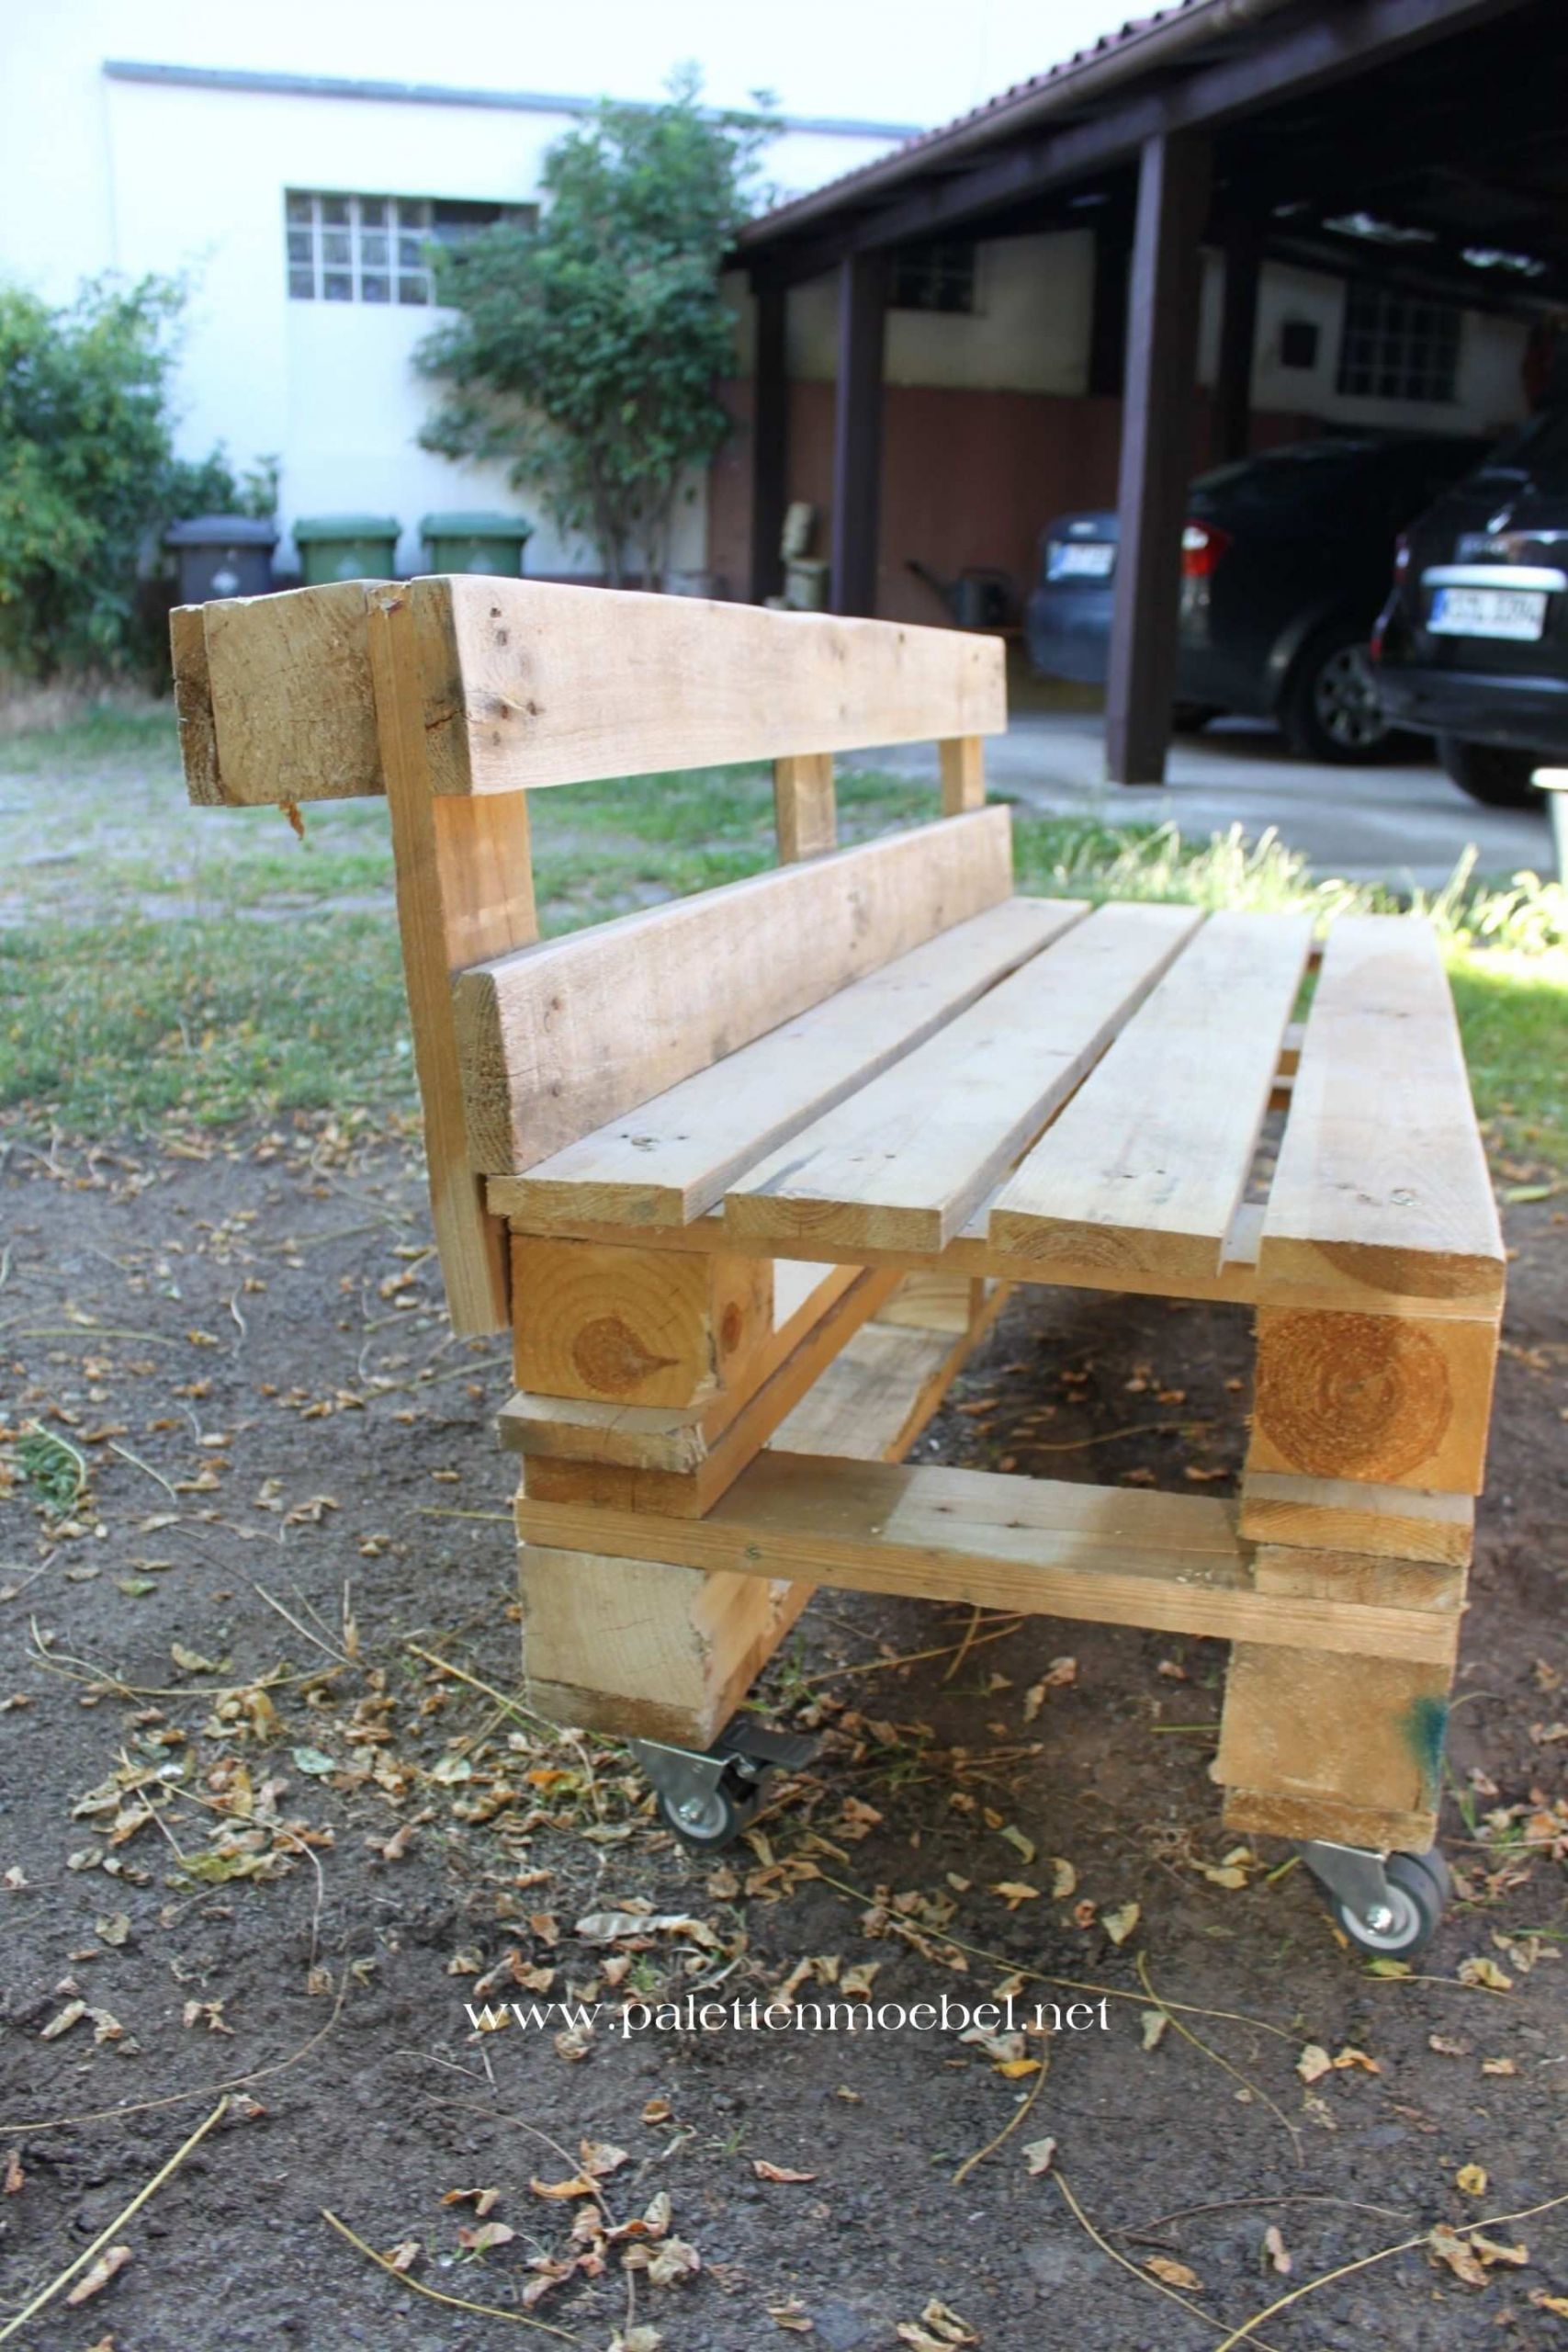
[885,710,1554,890]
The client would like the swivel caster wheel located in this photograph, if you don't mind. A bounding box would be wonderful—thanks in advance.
[631,1719,816,1857]
[1332,1849,1450,1959]
[1300,1838,1450,1960]
[655,1772,761,1852]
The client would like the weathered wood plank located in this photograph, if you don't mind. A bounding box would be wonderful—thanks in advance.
[726,900,1201,1254]
[1258,914,1506,1311]
[367,585,537,1335]
[175,575,1007,806]
[194,580,387,805]
[457,807,1015,1175]
[987,910,1312,1283]
[516,1455,1458,1665]
[494,898,1082,1228]
[443,575,1006,791]
[1238,1472,1473,1567]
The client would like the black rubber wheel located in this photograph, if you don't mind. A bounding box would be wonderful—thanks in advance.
[655,1775,760,1852]
[1333,1849,1450,1958]
[1437,736,1545,810]
[1283,630,1392,763]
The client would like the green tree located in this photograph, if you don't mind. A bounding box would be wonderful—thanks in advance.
[0,274,274,677]
[416,68,774,588]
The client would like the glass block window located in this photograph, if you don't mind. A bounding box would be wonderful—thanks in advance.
[890,239,977,314]
[1336,282,1461,404]
[284,192,533,304]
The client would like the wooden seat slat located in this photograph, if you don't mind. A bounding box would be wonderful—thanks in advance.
[722,900,1201,1254]
[987,910,1313,1283]
[1257,914,1505,1309]
[456,808,1014,1175]
[490,897,1086,1228]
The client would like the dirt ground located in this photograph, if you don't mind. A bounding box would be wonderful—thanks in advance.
[2,1127,1565,2352]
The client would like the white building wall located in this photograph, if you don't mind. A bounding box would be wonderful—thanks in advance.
[0,14,908,581]
[784,232,1098,393]
[1195,254,1529,440]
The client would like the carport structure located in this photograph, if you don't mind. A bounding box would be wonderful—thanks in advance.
[733,0,1568,783]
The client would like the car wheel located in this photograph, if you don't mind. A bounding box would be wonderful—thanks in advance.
[1437,737,1546,810]
[1283,631,1392,763]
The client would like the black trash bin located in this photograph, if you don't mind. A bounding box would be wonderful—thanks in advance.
[165,515,277,603]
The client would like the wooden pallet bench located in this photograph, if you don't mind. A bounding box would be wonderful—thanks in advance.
[171,575,1504,1939]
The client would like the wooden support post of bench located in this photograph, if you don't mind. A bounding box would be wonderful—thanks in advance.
[515,1266,995,1742]
[1215,1545,1463,1854]
[773,753,837,861]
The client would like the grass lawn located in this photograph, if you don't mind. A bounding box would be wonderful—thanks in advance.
[2,700,1564,1172]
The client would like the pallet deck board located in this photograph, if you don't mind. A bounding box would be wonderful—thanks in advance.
[1258,914,1506,1310]
[986,910,1313,1283]
[498,898,1086,1228]
[724,900,1201,1254]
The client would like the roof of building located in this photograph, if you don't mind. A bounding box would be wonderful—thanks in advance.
[737,0,1251,245]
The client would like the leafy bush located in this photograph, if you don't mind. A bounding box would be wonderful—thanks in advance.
[0,275,274,678]
[416,67,774,586]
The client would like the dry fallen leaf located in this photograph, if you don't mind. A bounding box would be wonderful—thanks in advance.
[457,2221,516,2254]
[753,2160,818,2184]
[895,2300,977,2349]
[1140,2009,1169,2052]
[1145,2255,1203,2292]
[529,2173,598,2201]
[65,2245,132,2306]
[1456,2162,1489,2197]
[1458,1956,1514,1992]
[1050,1858,1077,1900]
[581,2139,630,2179]
[990,1881,1040,1910]
[1102,1902,1141,1947]
[3,2148,23,2195]
[1262,2223,1292,2276]
[1022,2136,1056,2176]
[1429,2223,1488,2288]
[1296,2043,1334,2085]
[767,2297,815,2332]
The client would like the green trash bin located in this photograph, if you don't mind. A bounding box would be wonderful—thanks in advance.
[420,511,533,577]
[293,514,401,586]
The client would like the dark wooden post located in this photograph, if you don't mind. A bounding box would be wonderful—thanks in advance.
[749,278,789,605]
[1212,219,1261,466]
[1105,131,1213,786]
[830,250,889,616]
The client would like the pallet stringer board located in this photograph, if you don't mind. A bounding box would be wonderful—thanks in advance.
[516,1455,1459,1666]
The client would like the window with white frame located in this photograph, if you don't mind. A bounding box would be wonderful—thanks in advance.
[1336,281,1461,404]
[284,192,535,305]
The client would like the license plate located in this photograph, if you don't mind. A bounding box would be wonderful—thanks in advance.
[1049,541,1115,580]
[1429,584,1546,641]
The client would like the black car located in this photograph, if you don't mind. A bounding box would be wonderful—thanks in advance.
[1372,407,1568,806]
[1025,434,1486,763]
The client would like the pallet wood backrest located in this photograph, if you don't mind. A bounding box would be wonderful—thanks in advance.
[174,574,1005,804]
[170,575,1010,1337]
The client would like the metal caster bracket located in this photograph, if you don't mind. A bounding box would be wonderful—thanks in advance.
[1298,1839,1396,1934]
[630,1718,817,1846]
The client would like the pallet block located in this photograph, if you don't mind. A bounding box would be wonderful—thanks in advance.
[171,580,1505,1871]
